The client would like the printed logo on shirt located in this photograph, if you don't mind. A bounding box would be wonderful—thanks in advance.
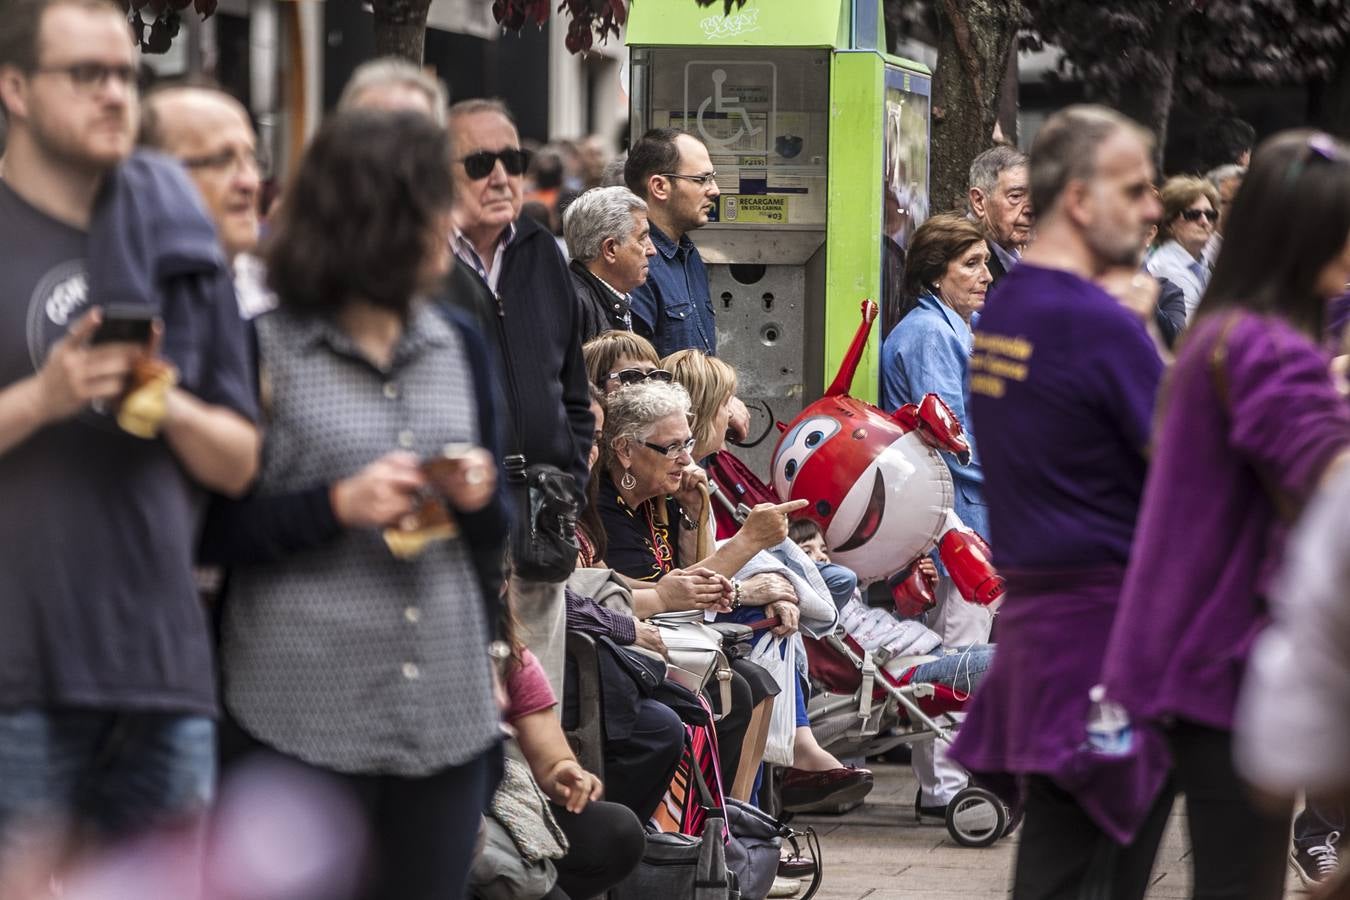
[25,260,89,370]
[23,260,120,433]
[971,332,1033,398]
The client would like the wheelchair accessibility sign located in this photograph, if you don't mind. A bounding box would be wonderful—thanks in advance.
[682,60,777,155]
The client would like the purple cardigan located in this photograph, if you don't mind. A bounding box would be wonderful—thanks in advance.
[1104,310,1350,732]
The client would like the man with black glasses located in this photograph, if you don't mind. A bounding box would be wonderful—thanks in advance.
[448,97,593,700]
[139,85,262,267]
[138,84,273,317]
[0,0,258,885]
[625,128,721,357]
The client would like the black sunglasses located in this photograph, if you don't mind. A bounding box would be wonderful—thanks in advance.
[1179,208,1218,223]
[460,148,529,180]
[606,368,674,386]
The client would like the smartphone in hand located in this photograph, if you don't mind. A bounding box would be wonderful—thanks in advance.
[91,305,156,346]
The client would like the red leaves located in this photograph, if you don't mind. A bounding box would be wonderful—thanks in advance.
[120,0,211,55]
[493,0,628,52]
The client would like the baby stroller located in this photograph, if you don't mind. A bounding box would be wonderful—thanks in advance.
[801,629,1016,848]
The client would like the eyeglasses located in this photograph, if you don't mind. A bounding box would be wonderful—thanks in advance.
[1179,208,1219,223]
[605,368,673,386]
[661,172,718,187]
[641,436,697,459]
[460,148,529,180]
[33,62,138,95]
[1283,132,1350,191]
[181,146,271,180]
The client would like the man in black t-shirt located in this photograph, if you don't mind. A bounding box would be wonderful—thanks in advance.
[0,0,259,879]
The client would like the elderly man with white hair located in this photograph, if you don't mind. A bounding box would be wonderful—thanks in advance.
[564,185,657,343]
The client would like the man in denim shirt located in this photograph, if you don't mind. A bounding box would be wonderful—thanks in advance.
[625,128,720,357]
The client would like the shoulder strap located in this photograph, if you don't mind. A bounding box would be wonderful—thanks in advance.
[1207,312,1300,523]
[455,263,528,469]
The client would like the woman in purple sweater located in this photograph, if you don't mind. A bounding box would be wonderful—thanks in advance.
[1103,130,1350,899]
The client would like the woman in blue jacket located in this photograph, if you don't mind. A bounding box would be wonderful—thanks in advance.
[880,211,994,820]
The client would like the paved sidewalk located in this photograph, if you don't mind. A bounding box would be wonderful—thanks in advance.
[792,762,1303,899]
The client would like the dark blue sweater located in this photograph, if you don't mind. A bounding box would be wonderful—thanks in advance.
[476,214,594,499]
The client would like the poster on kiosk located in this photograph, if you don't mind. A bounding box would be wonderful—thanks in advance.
[626,0,933,478]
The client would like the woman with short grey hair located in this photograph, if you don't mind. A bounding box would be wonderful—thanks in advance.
[564,186,656,342]
[590,378,809,787]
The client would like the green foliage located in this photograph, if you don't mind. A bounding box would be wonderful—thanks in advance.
[1022,0,1350,108]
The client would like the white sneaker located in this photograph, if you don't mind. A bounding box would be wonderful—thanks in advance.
[767,875,802,898]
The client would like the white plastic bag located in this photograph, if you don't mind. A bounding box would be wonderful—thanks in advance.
[749,633,798,766]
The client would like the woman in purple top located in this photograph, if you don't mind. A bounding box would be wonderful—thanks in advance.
[1103,130,1350,900]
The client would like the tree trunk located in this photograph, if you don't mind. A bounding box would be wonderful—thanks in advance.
[1115,0,1184,172]
[929,0,1021,214]
[996,42,1019,145]
[371,0,432,64]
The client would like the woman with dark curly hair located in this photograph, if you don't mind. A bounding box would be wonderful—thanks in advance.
[218,109,509,899]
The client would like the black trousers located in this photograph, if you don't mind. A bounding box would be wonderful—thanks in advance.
[545,799,646,900]
[226,740,501,900]
[602,697,685,821]
[1012,774,1174,900]
[710,660,776,782]
[1164,721,1291,900]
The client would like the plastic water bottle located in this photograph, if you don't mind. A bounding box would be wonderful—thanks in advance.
[1085,684,1133,755]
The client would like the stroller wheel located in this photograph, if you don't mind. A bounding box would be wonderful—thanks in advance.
[945,786,1007,848]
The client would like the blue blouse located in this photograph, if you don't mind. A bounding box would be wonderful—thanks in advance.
[880,292,987,538]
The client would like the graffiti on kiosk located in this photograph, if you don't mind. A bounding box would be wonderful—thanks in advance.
[700,6,761,40]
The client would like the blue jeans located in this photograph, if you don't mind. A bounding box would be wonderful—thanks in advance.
[908,644,995,698]
[0,709,215,842]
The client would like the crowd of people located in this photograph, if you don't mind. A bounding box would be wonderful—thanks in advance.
[2,0,1350,898]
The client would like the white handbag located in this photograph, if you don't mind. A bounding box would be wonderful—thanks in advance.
[650,610,734,718]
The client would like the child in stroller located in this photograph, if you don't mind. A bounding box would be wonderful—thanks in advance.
[788,520,1011,847]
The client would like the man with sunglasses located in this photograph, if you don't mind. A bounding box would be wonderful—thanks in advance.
[624,128,721,358]
[448,97,594,701]
[0,0,259,882]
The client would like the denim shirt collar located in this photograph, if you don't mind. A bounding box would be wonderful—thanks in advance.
[648,221,692,261]
[918,290,973,339]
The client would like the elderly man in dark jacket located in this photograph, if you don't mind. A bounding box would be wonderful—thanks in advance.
[449,98,595,700]
[563,185,657,343]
